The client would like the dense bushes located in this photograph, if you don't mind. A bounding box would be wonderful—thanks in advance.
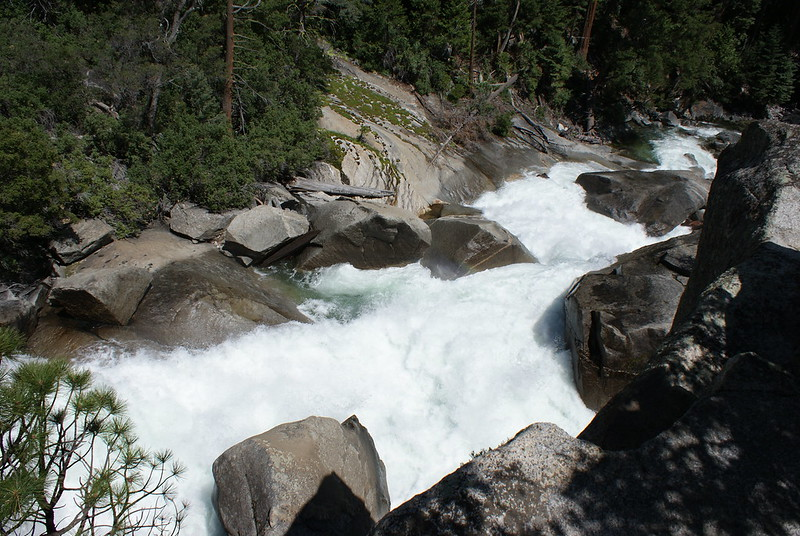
[0,0,332,279]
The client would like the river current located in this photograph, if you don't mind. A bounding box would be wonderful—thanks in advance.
[81,125,720,534]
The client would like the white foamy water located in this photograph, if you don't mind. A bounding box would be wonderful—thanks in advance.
[78,132,715,535]
[647,124,723,178]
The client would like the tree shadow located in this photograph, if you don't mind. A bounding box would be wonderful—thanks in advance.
[285,472,376,536]
[579,242,800,450]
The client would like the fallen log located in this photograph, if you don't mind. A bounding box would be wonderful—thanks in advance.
[287,178,394,198]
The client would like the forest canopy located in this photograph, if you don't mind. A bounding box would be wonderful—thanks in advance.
[1,0,798,280]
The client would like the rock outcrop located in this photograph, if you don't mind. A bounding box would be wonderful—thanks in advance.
[370,353,800,536]
[222,205,313,266]
[97,252,309,347]
[583,121,800,450]
[0,282,49,335]
[296,199,431,270]
[565,232,699,410]
[575,169,709,236]
[50,219,114,265]
[168,202,239,242]
[49,266,152,326]
[675,120,800,324]
[214,415,390,536]
[421,215,536,279]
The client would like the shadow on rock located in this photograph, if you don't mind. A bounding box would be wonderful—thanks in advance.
[286,472,376,536]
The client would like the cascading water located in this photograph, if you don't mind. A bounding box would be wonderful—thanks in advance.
[79,126,720,534]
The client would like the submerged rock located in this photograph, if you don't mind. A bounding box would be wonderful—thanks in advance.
[576,169,709,236]
[421,215,536,279]
[565,232,699,410]
[296,199,430,270]
[50,219,114,265]
[214,415,390,536]
[49,266,151,326]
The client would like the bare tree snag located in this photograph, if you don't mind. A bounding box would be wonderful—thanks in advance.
[580,0,598,61]
[223,0,235,124]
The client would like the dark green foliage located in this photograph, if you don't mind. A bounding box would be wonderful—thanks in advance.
[491,112,513,137]
[143,113,253,211]
[0,0,333,278]
[0,355,187,535]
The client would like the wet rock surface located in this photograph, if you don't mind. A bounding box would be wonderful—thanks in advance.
[421,215,536,279]
[565,232,699,410]
[576,169,709,236]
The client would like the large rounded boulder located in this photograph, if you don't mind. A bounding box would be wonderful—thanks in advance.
[50,218,114,265]
[223,205,312,266]
[49,266,152,326]
[565,231,699,410]
[213,415,390,536]
[575,169,709,236]
[295,199,430,270]
[421,215,536,279]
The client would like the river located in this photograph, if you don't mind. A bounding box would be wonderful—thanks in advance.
[81,124,721,535]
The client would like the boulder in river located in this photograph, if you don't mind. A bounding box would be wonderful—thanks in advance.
[421,215,536,279]
[575,169,709,236]
[222,205,312,266]
[213,415,390,536]
[565,231,699,410]
[295,199,431,270]
[49,266,152,326]
[50,219,114,265]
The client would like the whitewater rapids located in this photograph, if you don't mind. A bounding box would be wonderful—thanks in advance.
[81,126,718,534]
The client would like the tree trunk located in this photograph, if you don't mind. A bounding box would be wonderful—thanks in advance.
[498,0,521,56]
[468,0,477,87]
[580,0,598,61]
[223,0,235,124]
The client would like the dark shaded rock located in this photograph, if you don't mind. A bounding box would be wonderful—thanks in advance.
[49,266,152,325]
[213,415,390,536]
[50,219,114,265]
[295,199,430,270]
[168,202,240,241]
[581,122,800,450]
[581,241,800,450]
[421,216,536,280]
[370,353,800,536]
[702,130,741,157]
[0,282,49,335]
[675,120,800,325]
[689,100,727,122]
[565,232,699,410]
[99,252,309,347]
[222,206,311,266]
[661,110,680,127]
[576,169,710,236]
